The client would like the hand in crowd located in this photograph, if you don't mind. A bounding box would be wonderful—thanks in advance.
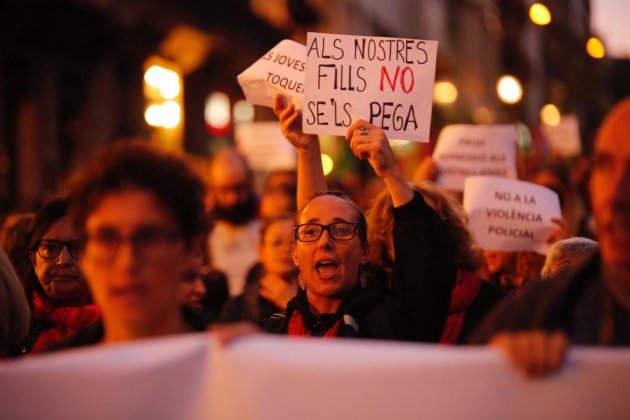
[345,120,398,179]
[490,330,568,378]
[208,322,262,346]
[273,94,317,150]
[259,274,297,310]
[546,218,570,244]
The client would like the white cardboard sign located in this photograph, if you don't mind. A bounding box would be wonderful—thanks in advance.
[433,124,518,191]
[234,121,296,172]
[542,114,582,157]
[1,334,629,420]
[303,32,438,142]
[463,176,561,254]
[237,39,306,108]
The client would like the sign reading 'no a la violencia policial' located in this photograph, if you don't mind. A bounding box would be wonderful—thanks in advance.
[303,32,438,142]
[463,176,561,254]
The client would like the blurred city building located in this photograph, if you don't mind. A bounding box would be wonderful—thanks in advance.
[0,0,626,211]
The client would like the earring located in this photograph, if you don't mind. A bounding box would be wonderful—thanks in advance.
[359,264,367,289]
[298,270,306,290]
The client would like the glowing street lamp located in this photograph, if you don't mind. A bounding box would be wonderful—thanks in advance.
[433,81,458,105]
[529,3,552,26]
[586,37,605,59]
[497,75,523,104]
[540,103,561,126]
[321,154,334,176]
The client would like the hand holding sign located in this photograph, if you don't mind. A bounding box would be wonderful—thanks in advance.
[464,176,562,254]
[346,120,398,179]
[273,94,318,150]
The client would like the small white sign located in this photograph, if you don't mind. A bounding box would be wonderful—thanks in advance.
[303,32,438,142]
[463,176,561,254]
[542,114,582,157]
[234,121,296,172]
[237,40,306,108]
[433,124,518,191]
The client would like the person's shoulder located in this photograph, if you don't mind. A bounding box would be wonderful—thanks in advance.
[259,311,289,334]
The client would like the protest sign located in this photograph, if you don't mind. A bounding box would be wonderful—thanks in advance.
[463,176,561,254]
[433,124,518,191]
[1,334,629,420]
[237,39,306,108]
[234,121,296,172]
[303,32,438,142]
[541,114,582,157]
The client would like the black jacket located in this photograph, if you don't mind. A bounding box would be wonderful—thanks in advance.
[262,192,456,342]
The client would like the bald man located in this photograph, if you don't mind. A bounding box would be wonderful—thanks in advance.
[206,148,260,297]
[471,97,630,376]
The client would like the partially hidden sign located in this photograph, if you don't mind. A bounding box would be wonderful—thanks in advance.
[303,32,438,142]
[237,40,306,108]
[463,176,561,254]
[433,124,518,191]
[541,114,582,157]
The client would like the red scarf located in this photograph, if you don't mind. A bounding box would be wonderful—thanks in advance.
[31,291,101,353]
[439,269,481,345]
[287,311,341,338]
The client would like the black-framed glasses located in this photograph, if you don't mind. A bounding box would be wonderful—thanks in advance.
[294,222,359,242]
[84,226,182,262]
[32,240,81,260]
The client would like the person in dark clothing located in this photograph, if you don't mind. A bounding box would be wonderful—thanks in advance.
[19,197,99,355]
[367,180,506,344]
[267,96,455,340]
[220,213,298,323]
[471,97,630,377]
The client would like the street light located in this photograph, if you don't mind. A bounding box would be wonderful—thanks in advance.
[540,104,561,126]
[586,37,605,59]
[529,3,552,26]
[433,81,458,105]
[497,75,523,104]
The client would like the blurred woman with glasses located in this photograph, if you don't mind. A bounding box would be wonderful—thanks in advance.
[262,96,455,340]
[19,197,100,354]
[55,141,207,348]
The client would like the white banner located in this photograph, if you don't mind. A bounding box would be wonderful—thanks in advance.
[234,121,297,172]
[463,176,562,254]
[433,124,518,191]
[542,114,582,157]
[237,39,306,108]
[303,32,438,142]
[1,333,629,420]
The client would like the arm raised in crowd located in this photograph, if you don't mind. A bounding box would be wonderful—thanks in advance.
[273,95,327,208]
[345,120,414,207]
[345,121,456,342]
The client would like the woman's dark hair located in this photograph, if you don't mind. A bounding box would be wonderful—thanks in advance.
[69,141,206,246]
[296,191,368,249]
[23,197,70,303]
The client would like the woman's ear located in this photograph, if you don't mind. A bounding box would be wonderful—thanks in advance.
[291,243,299,267]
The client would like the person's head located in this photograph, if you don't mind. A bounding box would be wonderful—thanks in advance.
[259,213,297,278]
[208,147,257,225]
[69,141,206,337]
[0,213,33,282]
[482,250,517,277]
[292,191,367,313]
[25,197,88,306]
[589,97,630,279]
[0,249,31,354]
[541,237,599,281]
[367,182,480,272]
[178,249,207,313]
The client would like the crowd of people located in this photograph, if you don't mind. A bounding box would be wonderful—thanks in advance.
[0,94,628,380]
